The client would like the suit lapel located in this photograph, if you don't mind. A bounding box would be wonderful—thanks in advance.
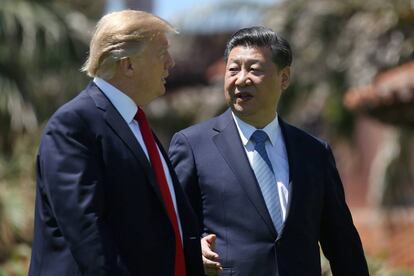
[86,82,167,210]
[212,110,277,237]
[278,118,304,238]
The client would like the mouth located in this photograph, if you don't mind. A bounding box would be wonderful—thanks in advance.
[234,91,253,102]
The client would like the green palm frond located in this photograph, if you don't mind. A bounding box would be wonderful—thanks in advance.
[0,75,37,133]
[0,0,92,153]
[0,0,91,61]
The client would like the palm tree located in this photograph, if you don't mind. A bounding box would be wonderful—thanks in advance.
[0,0,93,155]
[0,0,94,272]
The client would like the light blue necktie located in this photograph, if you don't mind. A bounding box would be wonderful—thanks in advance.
[251,130,283,234]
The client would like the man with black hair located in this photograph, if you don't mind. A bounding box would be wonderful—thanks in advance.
[169,26,368,276]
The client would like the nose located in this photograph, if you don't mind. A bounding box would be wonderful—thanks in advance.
[234,69,249,86]
[166,51,175,69]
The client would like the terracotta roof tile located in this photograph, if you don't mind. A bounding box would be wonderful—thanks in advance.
[344,62,414,126]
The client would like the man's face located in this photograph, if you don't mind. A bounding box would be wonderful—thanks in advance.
[131,33,174,105]
[224,46,289,128]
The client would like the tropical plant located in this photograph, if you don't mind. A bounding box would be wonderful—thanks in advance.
[0,0,93,155]
[265,0,414,138]
[0,0,94,272]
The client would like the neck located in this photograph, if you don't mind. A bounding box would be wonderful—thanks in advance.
[107,77,147,106]
[107,76,127,91]
[236,113,277,129]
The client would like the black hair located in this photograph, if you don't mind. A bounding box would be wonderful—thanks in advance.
[224,26,292,69]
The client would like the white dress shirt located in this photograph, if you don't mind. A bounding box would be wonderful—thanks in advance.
[94,77,183,238]
[232,112,290,221]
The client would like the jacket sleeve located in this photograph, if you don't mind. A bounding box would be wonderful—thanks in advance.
[319,144,369,276]
[37,109,117,275]
[169,132,204,235]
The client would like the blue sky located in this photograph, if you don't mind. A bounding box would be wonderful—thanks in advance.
[105,0,279,32]
[154,0,277,20]
[154,0,221,20]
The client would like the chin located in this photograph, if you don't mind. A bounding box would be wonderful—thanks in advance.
[159,85,166,95]
[233,103,251,113]
[231,106,247,117]
[157,91,165,98]
[233,105,258,118]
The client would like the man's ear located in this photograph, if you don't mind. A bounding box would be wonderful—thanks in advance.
[119,57,134,77]
[280,66,291,91]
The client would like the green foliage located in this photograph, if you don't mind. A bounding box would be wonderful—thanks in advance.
[0,244,31,276]
[0,0,94,271]
[0,132,38,268]
[266,0,414,138]
[0,0,92,155]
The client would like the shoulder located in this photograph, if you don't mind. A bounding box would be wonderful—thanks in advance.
[176,111,227,139]
[42,84,103,141]
[48,84,101,126]
[280,118,330,152]
[170,111,230,153]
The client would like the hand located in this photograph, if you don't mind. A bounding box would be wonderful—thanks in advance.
[201,234,223,275]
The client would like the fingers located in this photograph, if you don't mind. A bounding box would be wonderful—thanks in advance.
[204,233,217,247]
[203,255,223,275]
[201,234,218,260]
[201,234,223,275]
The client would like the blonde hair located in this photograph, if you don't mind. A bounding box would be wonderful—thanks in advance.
[82,10,176,80]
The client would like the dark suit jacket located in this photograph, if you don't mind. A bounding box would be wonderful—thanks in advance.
[169,109,368,276]
[29,82,204,276]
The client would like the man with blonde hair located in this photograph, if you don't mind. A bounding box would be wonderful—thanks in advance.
[29,10,203,276]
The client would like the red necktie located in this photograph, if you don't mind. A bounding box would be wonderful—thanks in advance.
[134,108,186,276]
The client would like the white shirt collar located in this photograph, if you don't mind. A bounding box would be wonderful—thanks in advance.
[231,112,280,146]
[93,77,138,124]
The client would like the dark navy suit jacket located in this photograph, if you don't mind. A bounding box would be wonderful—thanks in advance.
[169,109,368,276]
[29,82,203,276]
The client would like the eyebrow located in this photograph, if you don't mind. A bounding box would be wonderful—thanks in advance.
[228,58,262,64]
